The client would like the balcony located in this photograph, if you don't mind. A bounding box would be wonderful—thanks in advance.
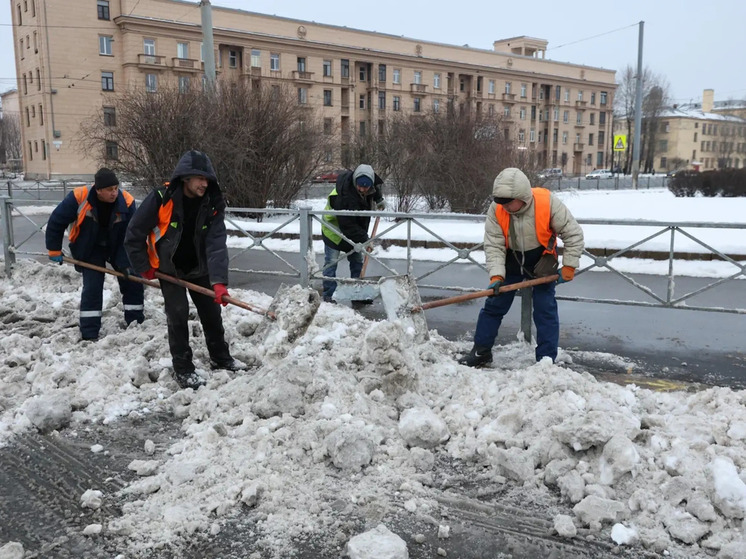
[502,93,516,103]
[471,89,483,99]
[573,143,585,152]
[138,54,166,68]
[172,57,201,72]
[341,103,350,115]
[410,83,427,95]
[270,70,282,79]
[293,71,314,82]
[575,100,587,108]
[574,123,585,128]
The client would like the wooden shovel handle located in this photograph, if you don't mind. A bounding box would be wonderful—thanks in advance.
[62,256,161,288]
[360,215,381,279]
[154,271,275,319]
[414,274,560,312]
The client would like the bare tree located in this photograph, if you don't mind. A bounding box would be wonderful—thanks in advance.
[0,113,22,167]
[640,83,670,173]
[78,81,329,208]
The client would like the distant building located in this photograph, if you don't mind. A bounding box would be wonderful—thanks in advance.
[1,89,20,119]
[615,89,746,173]
[12,0,617,180]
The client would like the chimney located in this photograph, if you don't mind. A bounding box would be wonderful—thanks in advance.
[702,89,714,113]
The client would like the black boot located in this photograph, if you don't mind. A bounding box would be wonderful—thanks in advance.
[172,370,206,390]
[458,345,493,368]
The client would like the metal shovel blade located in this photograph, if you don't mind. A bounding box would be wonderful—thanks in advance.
[332,280,381,302]
[378,275,429,342]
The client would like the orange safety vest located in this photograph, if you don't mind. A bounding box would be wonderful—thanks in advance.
[69,186,135,243]
[495,187,557,255]
[146,190,174,269]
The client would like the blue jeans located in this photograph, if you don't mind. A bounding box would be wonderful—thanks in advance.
[322,244,363,299]
[473,273,559,362]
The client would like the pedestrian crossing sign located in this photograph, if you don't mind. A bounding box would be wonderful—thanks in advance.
[613,134,627,151]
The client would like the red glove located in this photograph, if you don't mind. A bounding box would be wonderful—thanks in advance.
[213,284,229,306]
[141,268,157,280]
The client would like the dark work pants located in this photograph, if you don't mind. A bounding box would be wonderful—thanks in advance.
[473,272,559,362]
[159,275,231,375]
[80,246,145,339]
[322,244,364,299]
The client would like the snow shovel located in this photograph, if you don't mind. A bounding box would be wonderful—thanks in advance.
[153,271,274,318]
[62,256,160,288]
[331,216,381,303]
[379,274,560,342]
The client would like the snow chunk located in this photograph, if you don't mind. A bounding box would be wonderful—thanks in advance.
[83,524,103,536]
[573,495,626,527]
[398,407,449,449]
[346,524,408,559]
[490,447,536,482]
[0,542,25,559]
[325,424,377,470]
[554,411,640,451]
[599,435,639,484]
[80,489,103,509]
[553,514,577,537]
[611,523,637,545]
[25,394,72,433]
[708,456,746,519]
[127,459,159,476]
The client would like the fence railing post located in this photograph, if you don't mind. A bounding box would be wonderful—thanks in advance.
[297,206,312,288]
[1,196,16,275]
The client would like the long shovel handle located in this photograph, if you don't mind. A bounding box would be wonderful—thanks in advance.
[413,274,560,312]
[154,271,275,319]
[62,256,161,288]
[360,215,381,279]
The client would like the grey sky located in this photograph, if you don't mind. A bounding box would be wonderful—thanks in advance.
[1,0,744,105]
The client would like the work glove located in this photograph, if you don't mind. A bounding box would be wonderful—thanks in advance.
[376,199,386,210]
[48,252,63,265]
[487,275,504,296]
[120,267,137,281]
[141,267,157,280]
[557,266,575,284]
[213,283,229,306]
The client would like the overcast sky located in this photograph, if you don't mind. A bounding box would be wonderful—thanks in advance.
[1,0,745,105]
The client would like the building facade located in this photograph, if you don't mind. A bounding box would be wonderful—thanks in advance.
[11,0,617,180]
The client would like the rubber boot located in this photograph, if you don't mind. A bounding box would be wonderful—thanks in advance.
[458,345,493,368]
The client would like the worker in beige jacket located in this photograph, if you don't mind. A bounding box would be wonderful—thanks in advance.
[459,168,584,367]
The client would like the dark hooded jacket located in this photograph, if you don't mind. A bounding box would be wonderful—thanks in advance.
[125,150,229,285]
[321,169,384,251]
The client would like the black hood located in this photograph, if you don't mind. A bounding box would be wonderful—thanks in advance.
[168,150,219,190]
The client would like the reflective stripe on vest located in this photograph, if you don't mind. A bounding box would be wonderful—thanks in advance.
[69,187,136,243]
[146,190,173,269]
[321,187,342,245]
[495,187,556,255]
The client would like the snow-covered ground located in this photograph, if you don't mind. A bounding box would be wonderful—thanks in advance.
[1,188,745,558]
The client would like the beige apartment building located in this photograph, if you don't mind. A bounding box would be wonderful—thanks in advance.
[12,0,617,180]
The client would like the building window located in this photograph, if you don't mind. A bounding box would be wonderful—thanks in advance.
[658,140,668,151]
[505,82,511,94]
[530,129,535,142]
[598,131,605,146]
[576,112,582,125]
[588,133,594,146]
[589,113,595,125]
[297,57,306,72]
[539,88,544,100]
[577,90,583,101]
[555,86,561,100]
[393,69,400,84]
[145,73,157,92]
[323,89,332,106]
[341,59,349,78]
[228,50,238,68]
[359,66,366,81]
[663,121,670,133]
[36,68,40,90]
[323,59,332,77]
[101,71,114,91]
[413,98,421,112]
[660,156,668,168]
[33,31,37,52]
[433,73,440,89]
[553,108,559,121]
[378,91,385,110]
[393,96,400,111]
[599,111,606,125]
[250,49,260,68]
[177,42,188,59]
[503,106,510,117]
[22,74,27,94]
[563,110,569,123]
[97,0,109,20]
[42,140,46,160]
[488,104,494,116]
[143,38,155,56]
[378,64,386,82]
[297,87,307,104]
[562,131,568,144]
[99,35,113,56]
[323,118,332,135]
[178,76,190,93]
[359,94,365,109]
[591,92,596,105]
[518,130,525,143]
[521,83,527,98]
[105,140,118,160]
[359,121,366,136]
[25,107,30,127]
[28,141,32,161]
[414,71,422,85]
[597,152,604,166]
[564,89,570,102]
[270,53,279,71]
[433,98,440,113]
[20,38,24,59]
[519,107,526,120]
[488,80,495,94]
[39,104,43,125]
[600,91,608,105]
[103,106,116,126]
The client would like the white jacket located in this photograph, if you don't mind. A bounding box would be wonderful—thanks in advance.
[484,168,584,278]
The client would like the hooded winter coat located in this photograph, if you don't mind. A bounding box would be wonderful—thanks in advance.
[125,150,229,285]
[484,168,584,279]
[321,165,384,252]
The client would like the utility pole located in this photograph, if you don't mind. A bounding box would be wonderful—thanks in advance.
[631,21,644,189]
[200,1,216,86]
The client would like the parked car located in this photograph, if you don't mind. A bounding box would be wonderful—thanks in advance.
[585,169,614,179]
[312,169,346,183]
[538,168,563,179]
